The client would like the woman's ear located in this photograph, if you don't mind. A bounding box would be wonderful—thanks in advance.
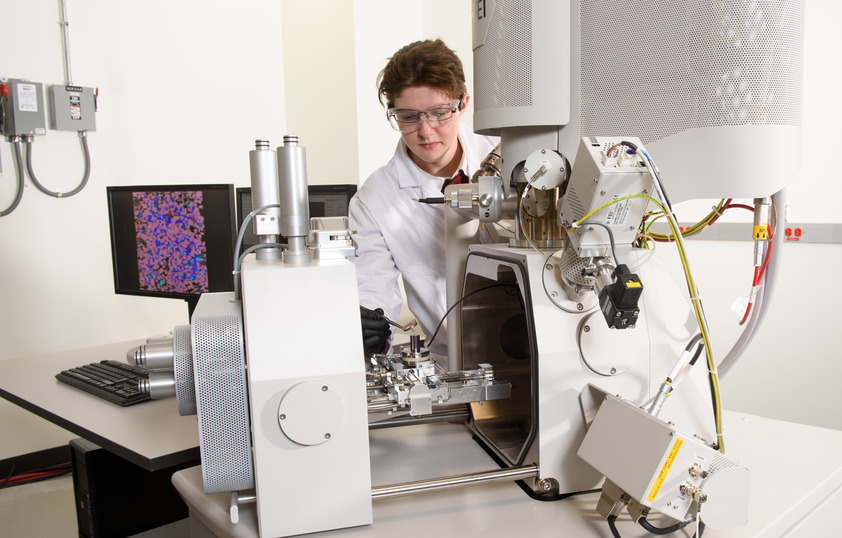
[459,93,470,116]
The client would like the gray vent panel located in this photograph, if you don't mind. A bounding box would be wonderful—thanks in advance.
[580,0,804,144]
[191,293,254,494]
[474,0,533,112]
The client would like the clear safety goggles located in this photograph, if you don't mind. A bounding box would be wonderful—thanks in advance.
[386,98,462,133]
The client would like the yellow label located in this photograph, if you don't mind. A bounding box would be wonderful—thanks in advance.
[647,438,683,502]
[753,225,769,240]
[625,281,642,288]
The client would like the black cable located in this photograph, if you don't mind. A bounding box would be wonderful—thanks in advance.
[427,282,518,347]
[639,515,696,535]
[607,515,623,538]
[24,132,91,198]
[0,139,25,216]
[689,341,705,367]
[0,461,15,488]
[0,468,72,489]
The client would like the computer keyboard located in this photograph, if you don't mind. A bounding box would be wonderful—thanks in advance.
[56,360,151,406]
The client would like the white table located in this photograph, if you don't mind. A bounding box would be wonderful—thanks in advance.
[0,340,200,471]
[173,412,842,537]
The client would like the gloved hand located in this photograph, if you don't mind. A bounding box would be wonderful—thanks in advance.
[360,306,390,355]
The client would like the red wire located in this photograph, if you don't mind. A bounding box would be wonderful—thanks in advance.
[739,205,776,326]
[739,265,760,326]
[4,469,69,486]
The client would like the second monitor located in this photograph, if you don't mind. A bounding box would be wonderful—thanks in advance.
[236,184,358,250]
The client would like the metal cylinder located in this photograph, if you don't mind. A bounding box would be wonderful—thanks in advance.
[138,371,177,399]
[249,139,282,260]
[371,464,539,500]
[127,341,174,371]
[277,136,312,263]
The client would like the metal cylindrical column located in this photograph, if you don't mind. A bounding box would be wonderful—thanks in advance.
[277,135,312,264]
[249,140,282,260]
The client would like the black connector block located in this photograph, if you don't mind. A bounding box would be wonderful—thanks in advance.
[599,264,643,329]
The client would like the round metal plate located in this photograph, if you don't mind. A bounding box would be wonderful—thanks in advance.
[278,381,344,446]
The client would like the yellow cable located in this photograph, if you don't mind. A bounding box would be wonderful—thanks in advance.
[571,196,725,452]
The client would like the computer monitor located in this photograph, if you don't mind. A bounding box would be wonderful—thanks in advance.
[106,184,237,316]
[235,183,358,249]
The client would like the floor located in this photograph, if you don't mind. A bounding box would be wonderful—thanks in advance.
[0,473,190,537]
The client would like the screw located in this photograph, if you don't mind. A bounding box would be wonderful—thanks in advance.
[279,414,286,420]
[577,303,584,311]
[538,479,553,491]
[546,263,553,270]
[550,291,558,298]
[324,433,331,439]
[584,325,590,332]
[322,385,328,392]
[610,368,617,374]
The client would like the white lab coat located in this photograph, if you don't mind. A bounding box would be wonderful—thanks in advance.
[349,122,498,366]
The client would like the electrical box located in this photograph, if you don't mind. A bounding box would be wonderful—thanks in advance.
[0,78,47,137]
[49,84,96,132]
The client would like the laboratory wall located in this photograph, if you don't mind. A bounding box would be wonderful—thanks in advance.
[0,0,288,458]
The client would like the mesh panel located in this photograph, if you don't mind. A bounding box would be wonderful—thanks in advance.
[173,325,196,416]
[191,293,254,494]
[580,0,804,144]
[708,453,740,474]
[474,0,533,112]
[561,247,595,287]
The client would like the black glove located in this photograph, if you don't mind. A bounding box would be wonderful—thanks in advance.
[360,306,390,355]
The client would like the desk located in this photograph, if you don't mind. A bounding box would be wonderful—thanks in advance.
[0,340,202,536]
[173,413,842,538]
[0,340,200,471]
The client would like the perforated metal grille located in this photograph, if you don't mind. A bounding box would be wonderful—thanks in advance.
[474,0,533,112]
[172,325,196,416]
[561,247,595,287]
[580,0,804,144]
[191,293,254,494]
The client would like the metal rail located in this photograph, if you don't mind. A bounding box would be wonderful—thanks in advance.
[371,465,539,500]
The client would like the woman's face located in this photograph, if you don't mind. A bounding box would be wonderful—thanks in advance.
[393,85,467,177]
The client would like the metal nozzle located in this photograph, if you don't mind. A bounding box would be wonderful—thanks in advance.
[128,340,175,371]
[137,371,176,399]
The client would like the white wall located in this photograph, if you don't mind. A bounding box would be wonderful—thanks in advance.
[0,0,286,458]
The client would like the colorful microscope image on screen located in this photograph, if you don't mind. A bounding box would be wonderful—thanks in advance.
[132,191,209,294]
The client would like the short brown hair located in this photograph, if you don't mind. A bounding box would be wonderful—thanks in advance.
[377,39,467,108]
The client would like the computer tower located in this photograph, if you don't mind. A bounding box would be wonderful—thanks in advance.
[69,438,192,537]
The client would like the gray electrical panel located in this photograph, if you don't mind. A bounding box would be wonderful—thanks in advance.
[0,78,47,137]
[49,84,96,132]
